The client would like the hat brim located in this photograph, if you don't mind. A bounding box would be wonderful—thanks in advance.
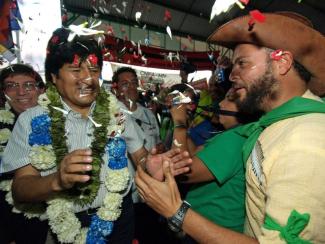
[208,12,325,96]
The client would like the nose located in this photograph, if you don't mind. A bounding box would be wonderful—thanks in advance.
[80,67,93,85]
[17,85,27,95]
[229,66,239,83]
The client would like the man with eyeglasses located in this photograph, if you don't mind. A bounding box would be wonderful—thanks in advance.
[1,64,45,114]
[0,64,47,244]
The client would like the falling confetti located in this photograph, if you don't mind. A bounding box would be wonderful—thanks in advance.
[107,25,114,35]
[240,0,250,4]
[210,0,237,21]
[270,49,283,61]
[68,23,104,42]
[166,26,172,40]
[173,139,182,147]
[164,9,172,22]
[144,37,150,46]
[248,10,265,31]
[135,11,142,22]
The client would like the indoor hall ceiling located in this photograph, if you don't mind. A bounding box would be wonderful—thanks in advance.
[62,0,325,41]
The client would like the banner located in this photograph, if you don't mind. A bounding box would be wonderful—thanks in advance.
[104,62,211,89]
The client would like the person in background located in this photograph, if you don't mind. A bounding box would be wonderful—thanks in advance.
[170,61,197,94]
[167,89,260,244]
[135,12,325,243]
[112,66,169,244]
[0,64,47,244]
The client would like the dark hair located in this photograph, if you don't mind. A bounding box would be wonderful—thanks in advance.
[0,63,44,90]
[45,28,103,83]
[112,66,138,84]
[180,61,196,74]
[293,60,311,83]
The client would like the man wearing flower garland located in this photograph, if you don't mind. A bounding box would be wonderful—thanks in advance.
[0,27,191,243]
[0,64,47,244]
[136,12,325,243]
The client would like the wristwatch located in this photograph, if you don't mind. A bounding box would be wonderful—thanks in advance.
[167,201,191,232]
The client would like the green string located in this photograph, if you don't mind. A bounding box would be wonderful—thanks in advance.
[263,210,312,244]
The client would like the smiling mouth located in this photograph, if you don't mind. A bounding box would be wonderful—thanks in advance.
[79,86,95,97]
[16,98,31,103]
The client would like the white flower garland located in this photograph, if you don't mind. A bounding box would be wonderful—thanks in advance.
[29,91,128,243]
[0,102,15,154]
[0,103,45,219]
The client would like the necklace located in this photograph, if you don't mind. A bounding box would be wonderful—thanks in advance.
[29,84,129,243]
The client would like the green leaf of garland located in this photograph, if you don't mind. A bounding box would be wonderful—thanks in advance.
[47,83,110,206]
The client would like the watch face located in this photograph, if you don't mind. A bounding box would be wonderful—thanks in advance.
[167,201,191,232]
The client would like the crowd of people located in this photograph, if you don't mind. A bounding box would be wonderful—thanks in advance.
[0,10,325,244]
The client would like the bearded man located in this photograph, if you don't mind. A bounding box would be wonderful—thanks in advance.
[135,12,325,243]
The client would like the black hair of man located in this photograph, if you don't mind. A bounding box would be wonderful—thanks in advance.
[45,28,103,83]
[112,66,138,84]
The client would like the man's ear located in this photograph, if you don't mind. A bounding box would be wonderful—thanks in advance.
[276,51,294,76]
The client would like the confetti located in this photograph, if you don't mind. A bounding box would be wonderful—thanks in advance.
[270,49,283,61]
[144,37,150,46]
[87,54,98,65]
[173,139,182,147]
[235,1,245,9]
[88,116,102,127]
[135,11,142,22]
[164,9,172,22]
[68,23,104,42]
[248,10,265,31]
[73,54,80,66]
[240,0,250,4]
[166,26,172,40]
[138,41,142,55]
[210,0,237,21]
[107,25,114,35]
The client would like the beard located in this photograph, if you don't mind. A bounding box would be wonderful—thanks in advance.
[236,64,279,115]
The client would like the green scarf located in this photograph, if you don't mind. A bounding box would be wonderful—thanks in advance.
[264,210,311,244]
[237,96,325,163]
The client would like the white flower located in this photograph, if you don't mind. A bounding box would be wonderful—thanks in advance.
[97,192,123,221]
[0,128,11,144]
[97,206,122,222]
[0,179,12,191]
[5,101,11,111]
[103,192,123,211]
[29,145,56,170]
[105,168,129,192]
[0,110,15,125]
[37,93,51,110]
[108,92,119,114]
[74,228,88,244]
[47,198,81,243]
[5,190,14,206]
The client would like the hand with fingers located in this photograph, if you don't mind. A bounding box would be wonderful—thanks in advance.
[135,160,183,218]
[54,149,93,190]
[144,147,192,181]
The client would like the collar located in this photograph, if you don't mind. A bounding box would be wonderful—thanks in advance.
[60,97,96,117]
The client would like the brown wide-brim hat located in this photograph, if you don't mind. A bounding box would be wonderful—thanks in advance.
[208,12,325,96]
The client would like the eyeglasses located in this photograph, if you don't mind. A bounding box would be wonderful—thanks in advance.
[4,81,38,92]
[120,79,139,90]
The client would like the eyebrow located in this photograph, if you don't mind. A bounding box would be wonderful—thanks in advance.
[232,56,248,64]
